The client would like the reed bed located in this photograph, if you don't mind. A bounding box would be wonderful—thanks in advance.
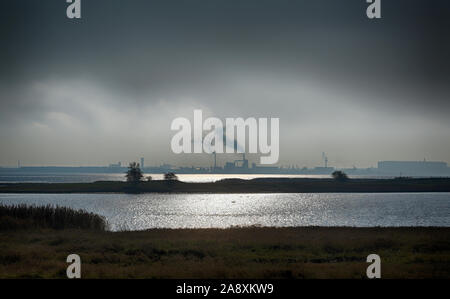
[0,204,107,230]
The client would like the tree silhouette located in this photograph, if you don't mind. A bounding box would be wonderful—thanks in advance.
[332,170,349,182]
[126,162,143,183]
[164,172,178,181]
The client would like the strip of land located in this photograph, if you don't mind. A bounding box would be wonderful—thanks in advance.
[0,227,449,279]
[1,178,450,193]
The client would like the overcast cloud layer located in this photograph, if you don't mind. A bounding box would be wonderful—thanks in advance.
[0,0,449,167]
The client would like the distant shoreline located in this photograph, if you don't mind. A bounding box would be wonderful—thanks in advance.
[1,177,450,193]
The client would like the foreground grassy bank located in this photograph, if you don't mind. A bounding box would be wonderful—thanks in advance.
[1,177,450,193]
[1,227,449,279]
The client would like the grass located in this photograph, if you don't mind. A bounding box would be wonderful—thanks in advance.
[0,204,107,231]
[0,226,449,279]
[0,205,448,279]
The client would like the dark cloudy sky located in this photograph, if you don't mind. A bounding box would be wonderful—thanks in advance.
[0,0,449,167]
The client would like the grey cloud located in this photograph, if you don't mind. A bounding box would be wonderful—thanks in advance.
[0,0,449,166]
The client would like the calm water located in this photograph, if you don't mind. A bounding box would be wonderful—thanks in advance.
[0,193,449,231]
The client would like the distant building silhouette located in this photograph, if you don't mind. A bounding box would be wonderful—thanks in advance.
[224,154,249,172]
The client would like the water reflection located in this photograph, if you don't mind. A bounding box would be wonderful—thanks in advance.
[0,193,449,231]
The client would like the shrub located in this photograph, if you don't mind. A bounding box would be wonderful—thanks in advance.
[164,172,178,181]
[332,171,349,182]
